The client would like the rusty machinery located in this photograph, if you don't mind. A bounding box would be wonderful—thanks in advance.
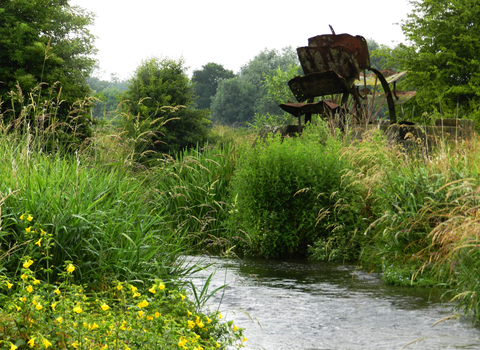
[279,29,416,132]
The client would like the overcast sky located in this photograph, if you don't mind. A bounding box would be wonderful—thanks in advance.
[70,0,413,81]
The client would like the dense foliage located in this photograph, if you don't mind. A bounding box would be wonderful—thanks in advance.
[192,63,235,110]
[0,0,96,144]
[389,0,480,120]
[120,57,211,156]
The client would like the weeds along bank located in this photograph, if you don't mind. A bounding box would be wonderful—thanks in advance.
[0,127,246,349]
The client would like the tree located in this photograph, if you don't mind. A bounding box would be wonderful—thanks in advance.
[391,0,480,117]
[192,63,235,110]
[0,0,97,141]
[210,47,299,125]
[86,75,128,121]
[120,57,210,156]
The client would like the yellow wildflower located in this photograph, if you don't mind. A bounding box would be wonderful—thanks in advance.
[40,229,46,235]
[149,286,156,294]
[56,316,63,323]
[28,338,35,347]
[137,300,149,308]
[188,320,195,329]
[10,343,18,350]
[117,283,123,290]
[91,322,99,330]
[215,342,220,348]
[132,292,141,298]
[23,259,34,268]
[51,302,57,311]
[73,306,83,314]
[101,303,110,311]
[130,285,138,293]
[42,339,52,348]
[26,285,33,293]
[66,264,75,273]
[137,310,144,318]
[218,313,223,319]
[146,315,153,321]
[33,278,41,285]
[27,214,33,222]
[206,316,211,323]
[35,303,42,311]
[7,281,13,289]
[120,321,127,330]
[21,274,28,280]
[20,214,25,220]
[187,310,192,316]
[35,238,42,247]
[155,311,160,318]
[54,288,61,295]
[242,337,248,342]
[179,294,185,300]
[15,305,21,311]
[72,342,79,349]
[25,227,32,233]
[233,325,239,332]
[158,282,165,290]
[178,337,188,347]
[196,316,204,328]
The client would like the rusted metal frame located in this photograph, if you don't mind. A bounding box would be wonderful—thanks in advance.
[369,68,397,124]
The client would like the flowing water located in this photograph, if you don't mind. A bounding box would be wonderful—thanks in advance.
[188,255,480,350]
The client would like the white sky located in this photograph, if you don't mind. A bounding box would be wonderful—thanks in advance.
[70,0,413,81]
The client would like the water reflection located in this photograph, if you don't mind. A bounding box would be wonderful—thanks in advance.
[189,256,480,350]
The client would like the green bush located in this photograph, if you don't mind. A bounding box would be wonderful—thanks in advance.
[227,123,361,259]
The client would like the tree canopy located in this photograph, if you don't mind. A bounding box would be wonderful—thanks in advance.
[192,63,235,110]
[392,0,480,117]
[120,57,210,157]
[0,0,97,141]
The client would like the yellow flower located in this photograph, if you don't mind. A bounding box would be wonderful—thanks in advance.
[91,322,99,330]
[187,310,192,316]
[130,285,138,293]
[25,227,32,233]
[23,259,34,268]
[188,320,195,329]
[196,316,204,328]
[137,310,144,318]
[132,292,141,298]
[149,286,156,294]
[101,303,110,311]
[233,325,239,332]
[35,238,42,247]
[218,313,223,319]
[28,338,35,347]
[206,316,211,323]
[154,311,160,318]
[242,337,248,342]
[146,315,153,321]
[158,282,165,290]
[120,321,127,330]
[178,337,188,346]
[66,264,75,273]
[117,283,123,290]
[35,303,42,311]
[27,214,33,222]
[33,278,41,285]
[137,300,149,308]
[51,302,58,311]
[26,285,33,293]
[20,214,25,220]
[215,342,220,348]
[15,305,21,311]
[54,288,61,295]
[73,306,83,314]
[42,339,52,348]
[72,342,79,349]
[179,294,185,300]
[40,229,46,235]
[7,281,13,289]
[10,343,18,350]
[56,316,63,323]
[21,274,28,280]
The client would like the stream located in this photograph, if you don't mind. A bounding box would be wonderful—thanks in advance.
[188,255,480,350]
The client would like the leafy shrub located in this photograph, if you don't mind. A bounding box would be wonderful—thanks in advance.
[227,123,361,259]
